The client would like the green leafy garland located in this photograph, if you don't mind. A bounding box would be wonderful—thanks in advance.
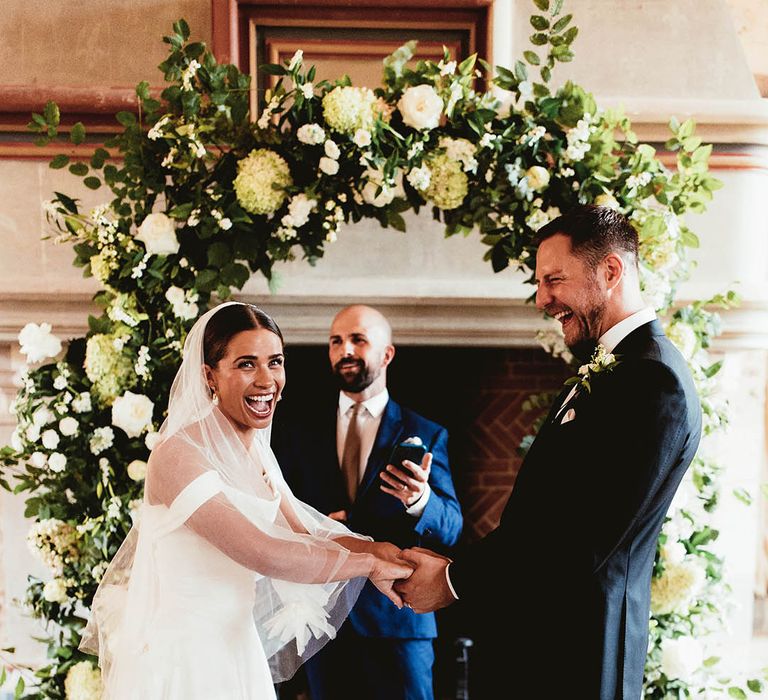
[1,3,764,697]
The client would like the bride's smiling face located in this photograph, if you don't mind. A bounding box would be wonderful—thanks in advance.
[205,328,285,434]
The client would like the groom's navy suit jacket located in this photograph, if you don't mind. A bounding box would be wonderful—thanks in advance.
[450,320,702,699]
[273,395,463,639]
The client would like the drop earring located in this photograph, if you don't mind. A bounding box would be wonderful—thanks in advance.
[210,387,219,406]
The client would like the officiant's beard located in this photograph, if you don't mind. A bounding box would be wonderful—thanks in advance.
[332,358,376,393]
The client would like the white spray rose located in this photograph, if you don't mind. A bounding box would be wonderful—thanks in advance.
[319,157,339,176]
[324,140,340,160]
[660,636,703,682]
[362,168,404,207]
[111,391,155,438]
[18,323,62,363]
[353,129,372,148]
[59,416,79,437]
[43,578,69,604]
[41,429,60,450]
[29,451,47,468]
[286,194,317,229]
[127,459,148,482]
[48,452,67,473]
[135,213,180,256]
[397,84,443,130]
[33,406,56,427]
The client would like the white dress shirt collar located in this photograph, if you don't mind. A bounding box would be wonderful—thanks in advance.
[338,388,389,418]
[599,307,656,354]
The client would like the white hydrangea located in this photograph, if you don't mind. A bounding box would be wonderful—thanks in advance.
[18,322,62,363]
[439,136,477,173]
[112,391,155,438]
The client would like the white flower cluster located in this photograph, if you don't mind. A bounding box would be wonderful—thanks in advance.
[297,123,326,145]
[439,136,477,174]
[165,286,199,320]
[27,518,78,576]
[277,193,318,241]
[43,577,71,604]
[134,345,151,379]
[565,114,594,162]
[89,426,115,455]
[362,168,404,208]
[64,660,103,700]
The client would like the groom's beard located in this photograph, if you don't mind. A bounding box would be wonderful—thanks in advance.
[332,357,376,393]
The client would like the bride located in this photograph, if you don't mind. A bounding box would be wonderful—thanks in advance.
[80,302,412,699]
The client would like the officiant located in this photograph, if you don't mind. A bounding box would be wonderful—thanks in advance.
[272,304,463,700]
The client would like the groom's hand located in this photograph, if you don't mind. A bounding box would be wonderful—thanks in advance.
[394,546,456,613]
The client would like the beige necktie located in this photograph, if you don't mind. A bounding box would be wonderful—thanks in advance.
[341,402,363,503]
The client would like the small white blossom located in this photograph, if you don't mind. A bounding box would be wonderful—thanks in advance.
[324,140,340,160]
[319,157,339,176]
[353,129,372,148]
[145,431,162,451]
[106,496,122,520]
[187,208,201,227]
[42,429,60,450]
[43,578,69,604]
[147,115,171,141]
[181,59,201,91]
[29,451,47,468]
[438,59,457,76]
[300,82,314,99]
[72,392,92,414]
[127,459,148,482]
[288,49,303,72]
[48,452,67,473]
[89,426,115,455]
[406,165,431,191]
[53,375,68,390]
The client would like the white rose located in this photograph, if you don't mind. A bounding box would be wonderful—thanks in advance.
[59,416,79,437]
[41,429,60,450]
[362,168,404,207]
[660,636,703,681]
[145,431,162,450]
[353,129,372,148]
[127,459,148,482]
[135,213,180,256]
[397,84,443,130]
[33,406,55,427]
[319,157,339,175]
[43,578,69,604]
[26,424,40,443]
[297,123,326,145]
[525,166,550,191]
[324,140,340,160]
[111,391,155,438]
[18,323,62,363]
[29,451,47,468]
[48,452,67,473]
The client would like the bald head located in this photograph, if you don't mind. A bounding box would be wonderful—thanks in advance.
[329,305,395,399]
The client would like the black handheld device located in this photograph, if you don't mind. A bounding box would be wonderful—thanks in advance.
[384,440,426,483]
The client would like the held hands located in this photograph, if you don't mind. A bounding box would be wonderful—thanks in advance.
[368,541,414,609]
[394,547,456,614]
[380,452,433,507]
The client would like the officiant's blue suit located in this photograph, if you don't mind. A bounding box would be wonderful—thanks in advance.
[449,320,702,700]
[273,395,462,700]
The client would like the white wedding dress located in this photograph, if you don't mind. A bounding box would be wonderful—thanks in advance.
[80,303,371,699]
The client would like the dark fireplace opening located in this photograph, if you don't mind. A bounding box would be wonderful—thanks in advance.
[275,343,571,699]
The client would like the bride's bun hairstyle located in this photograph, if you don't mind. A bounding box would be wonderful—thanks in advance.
[203,304,284,367]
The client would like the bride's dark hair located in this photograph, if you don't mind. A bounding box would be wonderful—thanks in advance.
[203,304,284,367]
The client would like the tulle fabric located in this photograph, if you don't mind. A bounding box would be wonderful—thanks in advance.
[80,302,371,696]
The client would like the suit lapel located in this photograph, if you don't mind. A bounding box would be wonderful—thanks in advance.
[356,399,404,500]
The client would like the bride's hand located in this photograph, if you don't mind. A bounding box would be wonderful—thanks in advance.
[369,556,413,609]
[369,541,406,565]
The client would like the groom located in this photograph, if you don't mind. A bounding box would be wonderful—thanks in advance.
[396,205,702,699]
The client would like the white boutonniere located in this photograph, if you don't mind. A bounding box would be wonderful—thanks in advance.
[564,344,621,394]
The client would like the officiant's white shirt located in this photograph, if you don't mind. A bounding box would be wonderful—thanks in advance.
[337,389,431,516]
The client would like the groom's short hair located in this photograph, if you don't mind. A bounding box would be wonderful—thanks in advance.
[536,205,639,270]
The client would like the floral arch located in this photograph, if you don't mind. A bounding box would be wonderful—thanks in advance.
[2,3,761,698]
